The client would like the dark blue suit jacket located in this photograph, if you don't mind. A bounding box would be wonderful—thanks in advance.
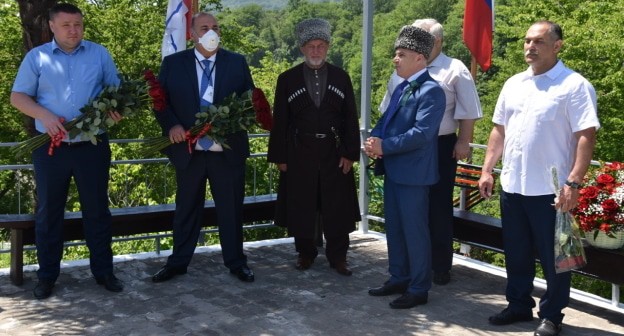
[371,71,445,186]
[155,48,254,169]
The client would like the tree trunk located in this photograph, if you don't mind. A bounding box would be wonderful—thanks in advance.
[15,0,57,135]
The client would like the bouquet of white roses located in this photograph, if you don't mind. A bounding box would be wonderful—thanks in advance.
[141,88,272,157]
[11,74,149,158]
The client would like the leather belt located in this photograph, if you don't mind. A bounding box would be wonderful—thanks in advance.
[60,141,91,147]
[438,133,456,138]
[300,133,328,139]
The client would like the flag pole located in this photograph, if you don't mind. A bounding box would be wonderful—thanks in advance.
[470,55,478,81]
[192,0,198,13]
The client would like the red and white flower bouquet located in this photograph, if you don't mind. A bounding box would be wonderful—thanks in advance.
[141,87,272,156]
[573,161,624,238]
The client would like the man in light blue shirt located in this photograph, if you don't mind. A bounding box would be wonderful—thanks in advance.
[11,3,123,300]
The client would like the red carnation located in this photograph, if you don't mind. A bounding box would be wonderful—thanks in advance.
[596,173,615,184]
[599,223,613,233]
[605,161,624,172]
[252,88,273,131]
[580,185,600,199]
[601,198,619,212]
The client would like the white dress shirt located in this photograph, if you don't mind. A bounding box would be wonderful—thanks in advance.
[494,60,600,196]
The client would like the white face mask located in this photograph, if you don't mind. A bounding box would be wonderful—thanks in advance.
[198,29,220,52]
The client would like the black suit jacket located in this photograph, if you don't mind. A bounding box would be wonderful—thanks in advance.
[155,48,254,169]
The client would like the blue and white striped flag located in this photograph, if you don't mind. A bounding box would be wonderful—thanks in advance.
[161,0,192,59]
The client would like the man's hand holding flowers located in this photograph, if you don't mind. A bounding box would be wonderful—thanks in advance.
[11,73,149,158]
[142,87,273,157]
[168,124,187,144]
[555,181,581,213]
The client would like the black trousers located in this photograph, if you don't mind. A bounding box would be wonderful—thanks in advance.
[294,234,349,264]
[32,135,114,281]
[501,191,570,324]
[167,151,247,270]
[428,133,458,273]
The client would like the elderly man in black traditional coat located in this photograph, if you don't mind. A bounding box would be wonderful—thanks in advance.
[268,18,361,276]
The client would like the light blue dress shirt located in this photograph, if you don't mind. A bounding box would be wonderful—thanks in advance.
[12,38,120,139]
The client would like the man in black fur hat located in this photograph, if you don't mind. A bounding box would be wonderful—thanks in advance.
[364,26,445,309]
[268,18,361,277]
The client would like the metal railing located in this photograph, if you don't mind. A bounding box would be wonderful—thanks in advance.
[0,135,279,256]
[1,139,621,312]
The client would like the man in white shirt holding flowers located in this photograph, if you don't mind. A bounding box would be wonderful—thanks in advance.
[478,20,600,336]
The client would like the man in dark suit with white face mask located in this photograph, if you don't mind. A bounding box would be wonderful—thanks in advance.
[151,12,255,283]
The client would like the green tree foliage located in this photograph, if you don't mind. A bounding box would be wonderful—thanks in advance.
[0,1,33,216]
[467,0,624,161]
[0,1,28,145]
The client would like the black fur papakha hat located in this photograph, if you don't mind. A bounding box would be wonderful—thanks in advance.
[296,18,331,47]
[394,25,434,59]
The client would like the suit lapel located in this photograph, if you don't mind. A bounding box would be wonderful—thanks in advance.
[183,50,200,103]
[382,71,431,133]
[213,49,228,102]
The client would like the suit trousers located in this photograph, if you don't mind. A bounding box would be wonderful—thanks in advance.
[384,177,432,295]
[32,135,114,281]
[500,191,570,325]
[167,150,247,270]
[428,133,458,273]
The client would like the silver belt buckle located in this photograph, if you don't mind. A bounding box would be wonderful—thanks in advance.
[315,133,326,139]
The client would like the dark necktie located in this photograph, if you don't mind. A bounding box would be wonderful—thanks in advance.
[199,59,214,149]
[381,80,409,138]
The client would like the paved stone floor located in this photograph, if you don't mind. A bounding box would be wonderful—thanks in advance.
[0,233,623,335]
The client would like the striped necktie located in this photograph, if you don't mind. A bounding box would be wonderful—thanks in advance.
[198,59,213,149]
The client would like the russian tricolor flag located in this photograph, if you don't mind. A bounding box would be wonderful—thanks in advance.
[463,0,494,72]
[161,0,193,59]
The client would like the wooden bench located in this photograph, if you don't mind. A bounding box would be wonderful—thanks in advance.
[453,162,496,210]
[0,194,277,286]
[452,208,624,286]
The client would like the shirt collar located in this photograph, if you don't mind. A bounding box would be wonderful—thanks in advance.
[524,60,564,80]
[428,52,447,68]
[194,48,217,63]
[51,38,84,55]
[405,68,427,83]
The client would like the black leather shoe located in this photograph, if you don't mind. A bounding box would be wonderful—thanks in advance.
[95,274,124,292]
[230,265,255,282]
[295,257,314,270]
[534,319,562,336]
[489,308,533,325]
[33,279,55,300]
[389,292,428,309]
[368,282,408,296]
[330,261,353,276]
[433,271,451,285]
[152,265,187,283]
